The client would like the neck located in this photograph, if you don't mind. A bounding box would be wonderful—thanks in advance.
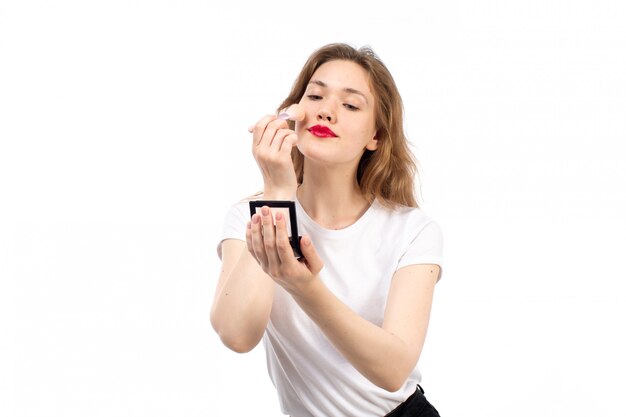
[296,162,372,230]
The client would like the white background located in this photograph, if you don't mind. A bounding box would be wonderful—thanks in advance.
[1,1,625,416]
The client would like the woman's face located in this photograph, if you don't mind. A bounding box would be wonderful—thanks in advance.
[295,60,378,168]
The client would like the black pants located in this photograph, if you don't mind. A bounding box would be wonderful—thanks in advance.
[383,385,441,417]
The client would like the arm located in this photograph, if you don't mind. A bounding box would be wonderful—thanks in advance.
[211,113,299,352]
[210,239,275,353]
[292,264,439,392]
[248,207,440,391]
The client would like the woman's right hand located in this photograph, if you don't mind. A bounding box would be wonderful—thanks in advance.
[249,115,298,200]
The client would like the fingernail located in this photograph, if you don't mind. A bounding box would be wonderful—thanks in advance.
[275,212,283,221]
[252,214,260,224]
[261,206,270,216]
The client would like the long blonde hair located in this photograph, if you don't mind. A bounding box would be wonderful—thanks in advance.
[278,43,420,208]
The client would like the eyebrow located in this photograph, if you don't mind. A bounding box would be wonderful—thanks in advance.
[307,80,369,104]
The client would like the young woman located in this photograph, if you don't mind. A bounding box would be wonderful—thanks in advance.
[211,43,443,417]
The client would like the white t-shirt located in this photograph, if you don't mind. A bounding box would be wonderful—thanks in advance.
[219,198,443,417]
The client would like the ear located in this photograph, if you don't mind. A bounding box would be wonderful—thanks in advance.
[365,135,378,151]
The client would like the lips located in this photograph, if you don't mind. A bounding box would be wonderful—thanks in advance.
[308,125,337,138]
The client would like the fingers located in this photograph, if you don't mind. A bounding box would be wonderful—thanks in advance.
[249,115,273,146]
[260,207,281,267]
[299,236,324,275]
[266,129,295,157]
[248,207,284,270]
[245,220,253,253]
[248,209,325,292]
[248,213,268,266]
[250,115,290,148]
[279,133,297,158]
[274,211,296,263]
[250,116,296,167]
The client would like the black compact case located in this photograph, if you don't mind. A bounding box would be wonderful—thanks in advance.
[249,200,302,258]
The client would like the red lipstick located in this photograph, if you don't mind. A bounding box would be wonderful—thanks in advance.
[308,125,337,138]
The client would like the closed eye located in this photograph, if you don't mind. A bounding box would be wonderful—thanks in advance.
[344,103,359,111]
[307,94,322,101]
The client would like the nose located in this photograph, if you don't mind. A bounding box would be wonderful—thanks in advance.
[317,107,335,123]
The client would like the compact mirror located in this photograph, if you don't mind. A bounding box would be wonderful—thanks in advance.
[249,200,302,258]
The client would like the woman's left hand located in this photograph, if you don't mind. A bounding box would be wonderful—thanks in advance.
[246,206,324,295]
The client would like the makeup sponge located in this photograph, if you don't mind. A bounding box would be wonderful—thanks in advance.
[280,104,305,121]
[248,104,306,133]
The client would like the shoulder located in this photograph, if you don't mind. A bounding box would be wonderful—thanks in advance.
[373,202,443,260]
[372,201,442,236]
[223,193,267,220]
[221,200,250,225]
[384,204,443,274]
[218,198,254,257]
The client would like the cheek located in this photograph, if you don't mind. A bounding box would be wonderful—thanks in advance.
[294,121,306,138]
[355,109,377,136]
[356,119,377,141]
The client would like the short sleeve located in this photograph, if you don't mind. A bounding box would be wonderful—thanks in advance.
[396,220,444,281]
[217,201,249,260]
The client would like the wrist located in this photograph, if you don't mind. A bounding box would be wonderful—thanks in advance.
[289,275,324,304]
[263,187,297,200]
